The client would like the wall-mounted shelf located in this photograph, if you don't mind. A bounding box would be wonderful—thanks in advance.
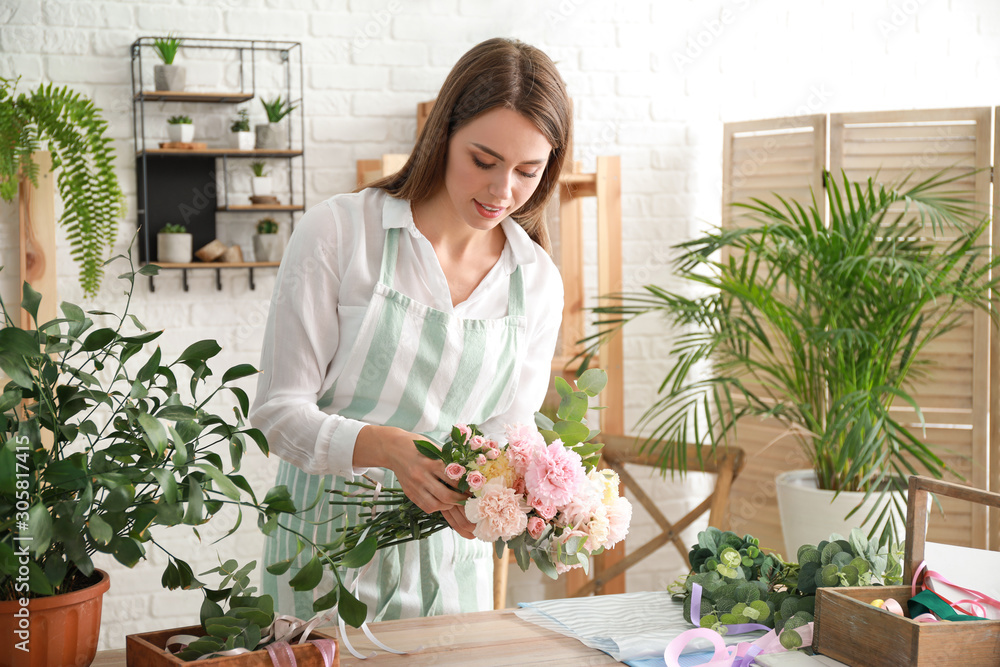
[130,36,305,291]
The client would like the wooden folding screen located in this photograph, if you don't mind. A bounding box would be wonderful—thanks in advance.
[721,108,996,553]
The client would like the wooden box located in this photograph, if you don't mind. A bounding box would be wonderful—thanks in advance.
[813,476,1000,666]
[125,625,339,667]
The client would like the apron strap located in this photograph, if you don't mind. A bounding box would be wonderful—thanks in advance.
[508,265,525,318]
[379,227,400,286]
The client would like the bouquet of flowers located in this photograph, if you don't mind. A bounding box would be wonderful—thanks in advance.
[326,369,632,601]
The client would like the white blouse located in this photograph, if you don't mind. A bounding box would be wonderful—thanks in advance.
[250,187,564,480]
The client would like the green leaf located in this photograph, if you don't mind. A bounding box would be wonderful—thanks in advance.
[576,368,607,396]
[183,478,205,525]
[288,556,322,591]
[21,281,42,324]
[88,514,113,545]
[552,420,590,447]
[196,464,242,501]
[413,439,444,461]
[80,328,117,352]
[338,585,367,627]
[111,535,144,567]
[177,340,222,365]
[556,391,589,422]
[341,535,378,569]
[137,412,168,457]
[26,504,53,556]
[313,586,339,612]
[553,375,573,399]
[222,364,258,384]
[0,327,40,356]
[200,597,225,629]
[102,484,136,512]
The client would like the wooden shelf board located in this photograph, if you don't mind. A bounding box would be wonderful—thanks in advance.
[138,148,302,157]
[134,91,254,103]
[219,205,304,212]
[148,261,280,269]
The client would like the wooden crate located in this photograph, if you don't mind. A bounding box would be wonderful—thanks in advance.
[125,625,339,667]
[813,476,1000,666]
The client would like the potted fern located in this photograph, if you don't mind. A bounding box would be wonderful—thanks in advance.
[0,76,125,297]
[255,96,296,150]
[582,171,1000,552]
[230,108,253,151]
[166,115,194,144]
[252,217,283,263]
[152,35,184,92]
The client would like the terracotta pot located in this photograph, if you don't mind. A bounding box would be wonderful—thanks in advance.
[0,569,111,667]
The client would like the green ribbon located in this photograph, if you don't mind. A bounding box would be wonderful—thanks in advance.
[908,590,983,622]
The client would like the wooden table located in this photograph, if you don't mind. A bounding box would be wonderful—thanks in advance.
[91,608,621,666]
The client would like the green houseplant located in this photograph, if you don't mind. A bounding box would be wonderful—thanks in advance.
[230,108,253,151]
[0,256,307,663]
[253,218,283,263]
[166,115,194,144]
[0,76,125,297]
[250,161,272,198]
[255,97,296,150]
[582,171,1000,548]
[157,222,192,264]
[152,35,185,92]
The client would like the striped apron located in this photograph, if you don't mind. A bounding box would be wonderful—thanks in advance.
[263,220,526,622]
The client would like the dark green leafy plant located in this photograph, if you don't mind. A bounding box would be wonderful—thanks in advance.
[161,223,188,234]
[230,109,250,133]
[260,96,296,124]
[255,218,279,235]
[250,161,268,178]
[581,170,1000,545]
[676,527,902,649]
[153,35,181,65]
[0,76,126,297]
[167,115,192,125]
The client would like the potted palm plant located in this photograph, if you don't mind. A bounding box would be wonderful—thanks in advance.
[581,170,1000,552]
[255,96,296,150]
[0,76,125,297]
[0,257,315,665]
[152,35,184,92]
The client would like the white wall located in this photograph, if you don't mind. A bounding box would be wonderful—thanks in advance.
[2,0,998,650]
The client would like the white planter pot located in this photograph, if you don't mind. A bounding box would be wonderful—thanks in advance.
[255,123,285,150]
[233,131,255,151]
[156,233,193,264]
[154,64,186,91]
[251,176,273,197]
[775,469,907,559]
[253,234,285,263]
[167,123,194,143]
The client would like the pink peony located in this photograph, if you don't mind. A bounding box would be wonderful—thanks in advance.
[527,516,546,539]
[528,493,558,520]
[605,496,632,547]
[512,477,527,496]
[466,470,486,491]
[445,463,466,481]
[465,478,529,542]
[505,424,545,476]
[524,440,587,508]
[559,478,602,527]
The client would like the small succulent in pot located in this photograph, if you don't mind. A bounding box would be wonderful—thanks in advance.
[256,97,296,150]
[253,217,283,263]
[230,108,254,151]
[152,35,185,91]
[256,217,279,235]
[157,222,192,263]
[166,115,194,143]
[250,161,272,197]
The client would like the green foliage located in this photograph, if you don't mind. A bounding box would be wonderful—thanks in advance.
[676,527,902,635]
[260,96,296,123]
[167,115,192,125]
[230,108,250,133]
[256,218,279,235]
[250,161,268,177]
[160,223,188,234]
[152,35,181,65]
[579,170,1000,546]
[0,76,126,296]
[535,368,607,469]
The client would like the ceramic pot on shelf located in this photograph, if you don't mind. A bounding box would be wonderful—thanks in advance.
[255,123,285,150]
[166,123,194,143]
[253,234,285,263]
[157,232,193,264]
[153,64,186,92]
[232,131,255,151]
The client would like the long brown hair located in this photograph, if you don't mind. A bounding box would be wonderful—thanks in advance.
[369,38,572,252]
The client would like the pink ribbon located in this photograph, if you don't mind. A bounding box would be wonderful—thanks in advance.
[912,559,1000,619]
[265,639,338,667]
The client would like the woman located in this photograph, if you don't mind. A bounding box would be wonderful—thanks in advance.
[251,37,571,621]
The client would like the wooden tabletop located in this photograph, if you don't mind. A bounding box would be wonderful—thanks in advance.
[92,608,621,666]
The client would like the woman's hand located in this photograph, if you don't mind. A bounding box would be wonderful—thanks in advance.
[354,425,476,538]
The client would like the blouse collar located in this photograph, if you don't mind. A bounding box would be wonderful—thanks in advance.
[382,193,538,271]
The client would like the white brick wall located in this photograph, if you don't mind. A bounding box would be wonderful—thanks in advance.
[1,0,997,650]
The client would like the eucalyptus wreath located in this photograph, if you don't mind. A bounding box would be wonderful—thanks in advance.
[0,76,125,297]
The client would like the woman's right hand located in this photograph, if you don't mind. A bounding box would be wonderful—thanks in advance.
[354,424,468,516]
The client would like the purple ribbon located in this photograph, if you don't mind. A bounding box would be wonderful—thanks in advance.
[691,583,772,635]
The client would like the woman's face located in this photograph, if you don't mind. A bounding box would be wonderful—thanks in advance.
[439,107,553,233]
